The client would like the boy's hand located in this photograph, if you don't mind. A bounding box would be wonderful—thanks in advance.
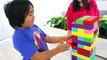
[56,41,71,52]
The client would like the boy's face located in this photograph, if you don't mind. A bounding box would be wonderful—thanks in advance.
[21,5,35,28]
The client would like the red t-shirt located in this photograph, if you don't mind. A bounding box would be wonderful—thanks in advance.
[66,0,100,30]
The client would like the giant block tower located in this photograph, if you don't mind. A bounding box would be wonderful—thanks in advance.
[70,16,99,60]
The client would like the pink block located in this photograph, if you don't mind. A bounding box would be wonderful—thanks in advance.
[84,22,98,34]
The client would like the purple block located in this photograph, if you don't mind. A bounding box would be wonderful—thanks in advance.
[72,24,94,30]
[72,55,77,60]
[72,39,94,46]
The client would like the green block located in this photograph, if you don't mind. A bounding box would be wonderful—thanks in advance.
[76,16,90,25]
[84,33,98,43]
[84,38,92,42]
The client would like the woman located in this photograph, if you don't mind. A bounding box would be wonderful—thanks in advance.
[66,0,100,35]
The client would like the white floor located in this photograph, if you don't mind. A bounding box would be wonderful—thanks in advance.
[0,38,22,60]
[0,26,107,60]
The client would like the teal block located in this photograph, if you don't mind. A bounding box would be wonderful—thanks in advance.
[72,27,78,32]
[77,57,83,60]
[78,44,84,48]
[72,49,78,53]
[78,36,84,41]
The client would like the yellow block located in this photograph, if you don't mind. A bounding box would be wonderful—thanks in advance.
[78,28,84,34]
[72,31,94,38]
[72,52,94,60]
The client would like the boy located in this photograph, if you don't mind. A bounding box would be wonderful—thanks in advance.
[4,0,70,60]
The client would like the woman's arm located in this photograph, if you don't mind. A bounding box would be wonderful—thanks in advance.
[66,2,73,30]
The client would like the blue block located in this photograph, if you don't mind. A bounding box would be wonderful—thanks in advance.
[72,27,78,32]
[78,36,84,41]
[78,44,84,48]
[77,57,83,60]
[72,49,77,53]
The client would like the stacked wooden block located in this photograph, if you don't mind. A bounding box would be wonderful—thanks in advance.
[71,16,99,60]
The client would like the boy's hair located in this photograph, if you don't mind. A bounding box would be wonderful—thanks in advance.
[4,0,34,29]
[73,0,90,12]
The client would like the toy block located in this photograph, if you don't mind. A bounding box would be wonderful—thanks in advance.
[66,39,72,45]
[83,16,99,25]
[72,23,94,30]
[72,47,96,57]
[72,38,98,52]
[72,44,95,54]
[71,32,98,46]
[72,31,94,38]
[72,29,98,39]
[84,38,98,51]
[72,27,78,32]
[79,48,96,57]
[72,49,78,53]
[72,42,77,46]
[71,50,96,60]
[77,57,83,60]
[76,16,90,24]
[78,44,84,48]
[70,16,99,60]
[71,52,89,59]
[72,55,84,60]
[72,39,93,46]
[71,35,78,40]
[84,33,98,43]
[72,55,77,60]
[78,36,84,41]
[78,28,84,34]
[84,22,98,34]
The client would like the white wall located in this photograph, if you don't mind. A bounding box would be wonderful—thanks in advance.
[96,1,107,10]
[0,0,14,41]
[31,0,71,26]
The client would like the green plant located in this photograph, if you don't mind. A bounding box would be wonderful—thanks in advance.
[99,16,107,39]
[47,16,67,30]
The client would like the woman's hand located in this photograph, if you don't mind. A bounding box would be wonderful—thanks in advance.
[65,30,72,41]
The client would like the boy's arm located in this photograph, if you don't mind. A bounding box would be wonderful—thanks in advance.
[45,35,71,43]
[31,41,70,60]
[31,47,59,60]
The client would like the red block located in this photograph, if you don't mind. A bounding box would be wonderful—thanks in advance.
[66,39,72,45]
[83,16,98,25]
[71,35,78,40]
[72,44,95,54]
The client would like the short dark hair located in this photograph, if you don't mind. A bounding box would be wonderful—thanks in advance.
[4,0,34,29]
[73,0,90,12]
